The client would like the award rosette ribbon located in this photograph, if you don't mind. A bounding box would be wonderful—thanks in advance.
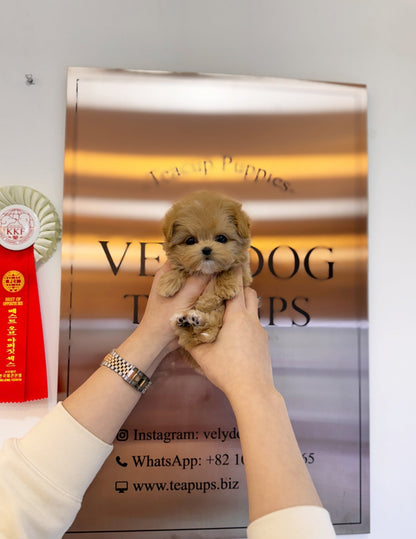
[0,186,61,403]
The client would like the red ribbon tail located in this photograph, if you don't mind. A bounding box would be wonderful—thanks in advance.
[0,245,48,403]
[25,247,48,401]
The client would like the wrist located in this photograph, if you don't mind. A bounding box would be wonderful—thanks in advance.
[228,384,283,417]
[115,326,170,375]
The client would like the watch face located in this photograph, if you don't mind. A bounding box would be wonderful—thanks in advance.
[0,204,40,250]
[131,369,151,393]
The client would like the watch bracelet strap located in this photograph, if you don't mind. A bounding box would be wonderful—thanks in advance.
[101,349,152,394]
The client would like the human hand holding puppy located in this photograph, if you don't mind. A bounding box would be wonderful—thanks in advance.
[158,191,252,361]
[117,263,210,374]
[188,271,274,404]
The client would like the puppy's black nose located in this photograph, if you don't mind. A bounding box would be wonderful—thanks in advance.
[202,247,212,256]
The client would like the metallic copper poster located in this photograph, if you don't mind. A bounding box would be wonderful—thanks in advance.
[60,68,368,536]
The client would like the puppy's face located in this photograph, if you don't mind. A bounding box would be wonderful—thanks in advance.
[162,192,251,275]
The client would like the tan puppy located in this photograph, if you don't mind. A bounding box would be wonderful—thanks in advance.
[158,191,252,359]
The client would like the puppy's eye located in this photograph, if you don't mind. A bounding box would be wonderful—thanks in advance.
[185,236,197,245]
[215,235,228,244]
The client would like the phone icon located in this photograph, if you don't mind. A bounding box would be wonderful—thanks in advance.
[116,455,128,467]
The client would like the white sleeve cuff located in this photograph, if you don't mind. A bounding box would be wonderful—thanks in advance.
[247,506,336,539]
[17,401,113,501]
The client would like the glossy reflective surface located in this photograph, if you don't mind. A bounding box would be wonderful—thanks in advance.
[60,68,368,536]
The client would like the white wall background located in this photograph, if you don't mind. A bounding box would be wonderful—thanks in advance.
[1,1,415,537]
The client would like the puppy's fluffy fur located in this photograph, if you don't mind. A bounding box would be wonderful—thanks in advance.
[158,191,252,367]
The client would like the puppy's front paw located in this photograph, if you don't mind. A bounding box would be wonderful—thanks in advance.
[172,310,207,329]
[186,309,208,329]
[158,270,185,297]
[173,312,190,328]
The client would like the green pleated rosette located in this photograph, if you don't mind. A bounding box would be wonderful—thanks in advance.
[0,185,61,264]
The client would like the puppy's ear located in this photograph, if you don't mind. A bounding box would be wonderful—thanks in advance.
[230,202,251,240]
[162,213,177,242]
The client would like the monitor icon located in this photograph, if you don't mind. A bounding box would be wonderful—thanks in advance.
[115,480,128,493]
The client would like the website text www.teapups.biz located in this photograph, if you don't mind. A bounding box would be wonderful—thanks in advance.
[123,477,240,495]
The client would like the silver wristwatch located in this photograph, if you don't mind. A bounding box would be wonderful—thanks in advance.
[101,349,152,394]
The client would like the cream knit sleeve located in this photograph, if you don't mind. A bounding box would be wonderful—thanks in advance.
[0,402,113,539]
[247,505,336,539]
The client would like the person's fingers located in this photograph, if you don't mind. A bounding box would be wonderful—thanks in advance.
[221,270,245,314]
[244,287,260,315]
[176,272,211,302]
[153,262,209,300]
